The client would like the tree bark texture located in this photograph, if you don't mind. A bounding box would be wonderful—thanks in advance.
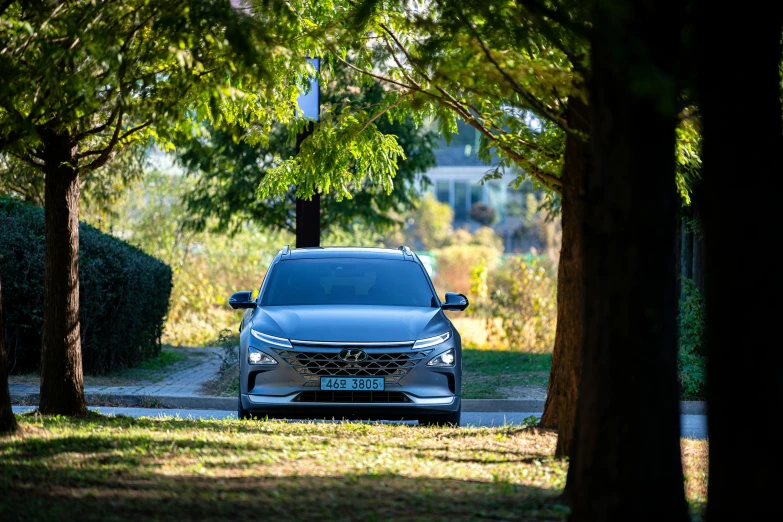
[680,214,693,285]
[38,132,86,416]
[295,121,321,248]
[696,5,783,520]
[567,0,688,519]
[0,275,18,434]
[540,92,590,462]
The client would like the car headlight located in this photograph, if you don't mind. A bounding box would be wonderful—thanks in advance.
[427,348,455,367]
[251,329,292,348]
[413,331,450,349]
[248,346,277,365]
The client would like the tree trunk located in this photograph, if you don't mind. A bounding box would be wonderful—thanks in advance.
[0,275,18,434]
[38,132,86,416]
[689,191,704,294]
[680,213,693,291]
[696,5,783,519]
[295,121,321,248]
[566,0,688,519]
[540,92,589,462]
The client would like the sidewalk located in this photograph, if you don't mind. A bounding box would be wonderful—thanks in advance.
[10,347,222,399]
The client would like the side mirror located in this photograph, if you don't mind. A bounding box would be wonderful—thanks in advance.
[229,291,256,310]
[441,292,469,311]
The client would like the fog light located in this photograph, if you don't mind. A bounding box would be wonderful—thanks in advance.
[248,348,276,365]
[427,348,455,367]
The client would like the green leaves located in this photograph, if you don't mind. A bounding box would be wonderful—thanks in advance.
[258,113,405,201]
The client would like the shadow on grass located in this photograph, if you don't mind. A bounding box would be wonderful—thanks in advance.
[0,415,569,521]
[0,473,568,521]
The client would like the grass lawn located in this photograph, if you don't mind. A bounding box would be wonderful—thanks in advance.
[0,414,707,521]
[203,347,552,400]
[9,347,206,387]
[462,347,551,399]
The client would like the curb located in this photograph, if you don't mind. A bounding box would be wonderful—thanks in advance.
[11,393,707,414]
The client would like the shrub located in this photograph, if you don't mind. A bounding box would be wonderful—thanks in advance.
[485,257,557,352]
[678,278,706,400]
[0,198,172,374]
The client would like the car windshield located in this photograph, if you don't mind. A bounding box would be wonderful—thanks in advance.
[260,258,437,307]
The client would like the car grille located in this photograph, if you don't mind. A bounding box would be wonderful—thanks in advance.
[294,391,412,403]
[273,344,433,387]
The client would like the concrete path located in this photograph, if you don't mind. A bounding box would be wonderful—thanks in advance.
[11,406,708,439]
[9,347,222,397]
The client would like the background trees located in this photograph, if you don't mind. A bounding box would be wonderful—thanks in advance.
[175,61,437,237]
[0,0,306,414]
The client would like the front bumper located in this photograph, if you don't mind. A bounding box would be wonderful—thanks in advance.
[239,335,462,420]
[240,393,460,420]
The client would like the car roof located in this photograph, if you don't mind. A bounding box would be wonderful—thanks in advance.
[283,246,412,261]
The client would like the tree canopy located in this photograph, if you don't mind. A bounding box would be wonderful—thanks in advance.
[175,60,438,236]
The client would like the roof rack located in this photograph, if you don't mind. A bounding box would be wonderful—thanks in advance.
[398,245,412,256]
[281,245,290,256]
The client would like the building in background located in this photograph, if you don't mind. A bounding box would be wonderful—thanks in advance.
[421,121,549,253]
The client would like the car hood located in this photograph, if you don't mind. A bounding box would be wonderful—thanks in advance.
[251,305,448,342]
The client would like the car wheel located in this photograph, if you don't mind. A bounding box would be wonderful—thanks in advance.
[237,393,253,420]
[419,410,461,427]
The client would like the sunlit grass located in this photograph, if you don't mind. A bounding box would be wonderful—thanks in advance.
[0,414,707,521]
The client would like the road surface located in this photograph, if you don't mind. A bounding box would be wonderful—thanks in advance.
[12,406,708,439]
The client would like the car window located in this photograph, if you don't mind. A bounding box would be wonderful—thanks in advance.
[260,258,437,307]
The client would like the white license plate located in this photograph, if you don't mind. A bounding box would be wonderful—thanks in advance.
[320,377,385,391]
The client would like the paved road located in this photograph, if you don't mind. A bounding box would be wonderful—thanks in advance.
[12,406,708,439]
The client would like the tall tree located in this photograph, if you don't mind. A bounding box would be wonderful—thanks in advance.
[0,275,17,435]
[566,0,688,518]
[175,62,437,237]
[694,3,783,519]
[0,0,306,415]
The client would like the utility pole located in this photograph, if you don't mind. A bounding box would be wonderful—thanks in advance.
[295,57,320,248]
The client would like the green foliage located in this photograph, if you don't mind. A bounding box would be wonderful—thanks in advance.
[675,113,702,205]
[396,194,454,250]
[288,0,583,195]
[258,114,405,201]
[485,258,557,352]
[0,198,172,374]
[84,169,291,346]
[678,278,706,400]
[175,62,437,236]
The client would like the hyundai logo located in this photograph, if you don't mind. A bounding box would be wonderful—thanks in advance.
[339,349,368,362]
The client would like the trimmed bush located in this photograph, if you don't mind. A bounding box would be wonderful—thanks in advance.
[0,198,172,374]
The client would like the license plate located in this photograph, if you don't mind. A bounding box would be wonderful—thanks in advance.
[320,377,385,391]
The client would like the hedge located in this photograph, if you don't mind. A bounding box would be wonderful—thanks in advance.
[0,198,172,374]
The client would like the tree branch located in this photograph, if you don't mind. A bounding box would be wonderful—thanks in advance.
[456,9,569,130]
[80,111,123,172]
[356,93,411,135]
[76,104,122,139]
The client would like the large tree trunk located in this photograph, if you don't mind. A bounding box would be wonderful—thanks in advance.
[38,132,86,416]
[696,6,783,520]
[540,92,589,461]
[566,0,688,519]
[0,275,18,434]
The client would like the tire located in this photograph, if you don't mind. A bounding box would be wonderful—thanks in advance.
[418,409,461,427]
[237,394,253,420]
